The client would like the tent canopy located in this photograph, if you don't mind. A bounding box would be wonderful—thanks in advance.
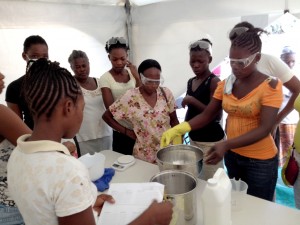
[0,0,300,101]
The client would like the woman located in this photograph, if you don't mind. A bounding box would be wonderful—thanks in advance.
[293,93,300,209]
[68,50,112,155]
[100,37,141,155]
[0,72,31,225]
[161,28,283,201]
[7,59,173,225]
[278,47,298,166]
[103,59,180,163]
[183,38,225,180]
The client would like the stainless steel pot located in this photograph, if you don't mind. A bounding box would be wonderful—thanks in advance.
[150,170,197,225]
[156,144,203,178]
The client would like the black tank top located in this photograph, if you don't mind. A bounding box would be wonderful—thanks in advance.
[185,74,225,142]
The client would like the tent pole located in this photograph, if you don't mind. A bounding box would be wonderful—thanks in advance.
[125,0,133,62]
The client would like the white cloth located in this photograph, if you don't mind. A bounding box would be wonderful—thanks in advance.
[7,134,97,225]
[76,78,112,142]
[257,53,294,83]
[99,68,136,101]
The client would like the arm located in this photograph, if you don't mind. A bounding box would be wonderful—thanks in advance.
[127,61,142,87]
[101,87,115,109]
[6,102,22,119]
[160,98,222,147]
[102,109,136,140]
[169,111,179,127]
[58,206,96,225]
[276,76,300,124]
[128,201,173,225]
[189,98,223,130]
[0,105,31,145]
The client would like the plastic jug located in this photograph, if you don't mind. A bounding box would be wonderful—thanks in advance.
[201,168,232,225]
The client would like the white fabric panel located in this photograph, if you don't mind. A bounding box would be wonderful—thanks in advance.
[0,0,127,103]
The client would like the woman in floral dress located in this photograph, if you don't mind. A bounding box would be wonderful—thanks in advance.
[103,59,180,163]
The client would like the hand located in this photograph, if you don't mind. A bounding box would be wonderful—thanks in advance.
[181,95,194,108]
[147,201,173,225]
[0,72,5,94]
[160,122,191,148]
[93,194,115,216]
[126,61,139,78]
[62,141,76,155]
[205,142,228,165]
[126,129,137,140]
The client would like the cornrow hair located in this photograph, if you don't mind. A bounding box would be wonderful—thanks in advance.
[231,28,265,53]
[23,58,80,119]
[68,50,89,64]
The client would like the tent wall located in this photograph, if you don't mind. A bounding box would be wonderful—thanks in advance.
[0,0,126,102]
[131,0,300,97]
[0,0,300,103]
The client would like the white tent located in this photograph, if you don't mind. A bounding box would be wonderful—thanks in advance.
[0,0,300,102]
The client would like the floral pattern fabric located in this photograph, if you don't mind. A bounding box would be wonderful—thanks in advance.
[0,139,15,207]
[109,87,176,163]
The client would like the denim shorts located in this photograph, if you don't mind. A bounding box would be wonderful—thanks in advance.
[225,150,278,201]
[0,204,24,225]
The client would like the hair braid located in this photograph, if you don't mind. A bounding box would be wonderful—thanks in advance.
[231,28,264,53]
[23,59,80,119]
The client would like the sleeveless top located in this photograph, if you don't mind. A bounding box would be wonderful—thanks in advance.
[185,74,225,142]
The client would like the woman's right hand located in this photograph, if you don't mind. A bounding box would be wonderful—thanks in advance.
[126,129,137,140]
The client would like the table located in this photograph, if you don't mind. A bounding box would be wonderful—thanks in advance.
[102,150,300,225]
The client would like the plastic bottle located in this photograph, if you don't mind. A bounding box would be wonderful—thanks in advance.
[201,168,232,225]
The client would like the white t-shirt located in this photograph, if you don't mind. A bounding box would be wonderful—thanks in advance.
[99,68,136,101]
[7,134,97,225]
[77,78,112,142]
[257,53,294,83]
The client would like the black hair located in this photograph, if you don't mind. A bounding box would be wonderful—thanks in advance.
[105,37,129,53]
[234,21,255,30]
[68,50,89,64]
[23,58,80,119]
[190,38,213,54]
[23,35,48,53]
[138,59,161,75]
[231,28,264,53]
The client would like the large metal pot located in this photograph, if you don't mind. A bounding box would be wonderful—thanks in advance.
[156,144,203,178]
[150,170,197,225]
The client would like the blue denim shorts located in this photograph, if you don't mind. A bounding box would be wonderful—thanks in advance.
[0,204,24,225]
[225,150,278,201]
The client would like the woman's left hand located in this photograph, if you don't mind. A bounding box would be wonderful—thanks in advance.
[93,194,115,215]
[205,142,227,165]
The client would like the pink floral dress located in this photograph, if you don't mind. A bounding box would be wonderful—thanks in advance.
[109,87,176,163]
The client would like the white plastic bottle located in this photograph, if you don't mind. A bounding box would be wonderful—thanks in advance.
[201,168,232,225]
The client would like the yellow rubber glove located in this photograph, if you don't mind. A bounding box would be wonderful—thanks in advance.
[160,122,192,148]
[172,135,183,145]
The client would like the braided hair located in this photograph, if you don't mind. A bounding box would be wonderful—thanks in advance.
[231,28,264,54]
[23,58,81,119]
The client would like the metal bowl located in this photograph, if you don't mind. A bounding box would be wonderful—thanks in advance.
[156,144,203,178]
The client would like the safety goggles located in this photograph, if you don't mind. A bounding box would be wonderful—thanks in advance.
[229,27,249,40]
[189,40,212,54]
[140,74,164,86]
[229,52,259,69]
[106,37,128,49]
